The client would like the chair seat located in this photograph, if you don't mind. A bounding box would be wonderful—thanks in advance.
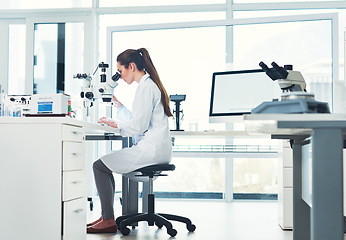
[133,164,175,175]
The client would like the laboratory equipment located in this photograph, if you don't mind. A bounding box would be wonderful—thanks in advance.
[209,69,281,123]
[73,62,121,117]
[73,73,94,106]
[259,61,306,92]
[29,93,71,116]
[3,95,31,117]
[95,62,121,102]
[170,94,186,131]
[252,61,330,114]
[74,62,121,106]
[73,73,94,117]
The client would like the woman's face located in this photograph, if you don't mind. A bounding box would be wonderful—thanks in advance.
[117,62,135,85]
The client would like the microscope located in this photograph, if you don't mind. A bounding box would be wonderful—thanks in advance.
[170,94,186,131]
[96,62,121,102]
[74,62,121,104]
[259,61,306,92]
[73,62,121,116]
[252,61,330,114]
[73,73,94,107]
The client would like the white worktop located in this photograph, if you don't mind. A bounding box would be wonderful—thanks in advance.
[0,116,120,135]
[244,113,346,136]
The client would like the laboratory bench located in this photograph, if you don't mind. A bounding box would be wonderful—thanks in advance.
[0,116,119,240]
[2,113,345,240]
[244,113,346,240]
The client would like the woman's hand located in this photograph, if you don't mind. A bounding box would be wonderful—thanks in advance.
[111,95,123,109]
[98,117,118,128]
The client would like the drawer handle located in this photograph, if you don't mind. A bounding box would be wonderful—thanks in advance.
[74,209,84,214]
[72,131,82,135]
[72,152,81,156]
[71,181,82,184]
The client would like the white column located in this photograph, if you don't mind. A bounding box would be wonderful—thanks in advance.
[225,122,234,202]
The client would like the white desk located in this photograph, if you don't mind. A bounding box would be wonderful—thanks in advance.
[244,113,346,240]
[0,117,119,240]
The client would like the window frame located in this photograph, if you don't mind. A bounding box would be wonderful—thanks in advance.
[0,19,25,94]
[106,13,339,108]
[25,15,93,95]
[106,12,338,200]
[0,1,343,201]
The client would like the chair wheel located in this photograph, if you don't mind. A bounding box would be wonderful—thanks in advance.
[167,228,177,237]
[187,224,196,232]
[155,222,163,229]
[120,227,131,236]
[115,219,121,227]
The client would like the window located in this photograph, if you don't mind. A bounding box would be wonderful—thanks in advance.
[8,24,26,95]
[98,12,226,64]
[33,23,59,94]
[233,19,333,108]
[233,158,278,196]
[109,26,227,131]
[1,3,341,200]
[105,13,336,199]
[33,22,85,119]
[155,157,225,199]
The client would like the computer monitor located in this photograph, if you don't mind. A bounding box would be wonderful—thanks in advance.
[209,69,282,123]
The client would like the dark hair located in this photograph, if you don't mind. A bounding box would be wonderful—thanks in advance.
[117,48,173,117]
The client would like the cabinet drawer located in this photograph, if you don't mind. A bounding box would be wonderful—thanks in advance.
[63,197,86,240]
[63,142,85,171]
[62,125,84,142]
[63,171,86,201]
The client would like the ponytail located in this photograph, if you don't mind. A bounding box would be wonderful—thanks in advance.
[117,48,173,117]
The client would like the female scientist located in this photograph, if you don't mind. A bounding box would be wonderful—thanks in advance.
[87,48,173,233]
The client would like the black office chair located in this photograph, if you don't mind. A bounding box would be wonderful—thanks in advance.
[116,163,196,237]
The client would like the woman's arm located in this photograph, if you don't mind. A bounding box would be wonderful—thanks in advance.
[117,84,156,136]
[111,95,123,109]
[112,95,134,122]
[97,117,118,128]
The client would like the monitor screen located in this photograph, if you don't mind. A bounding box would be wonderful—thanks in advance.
[209,69,282,123]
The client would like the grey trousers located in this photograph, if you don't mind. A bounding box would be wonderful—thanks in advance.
[93,159,115,220]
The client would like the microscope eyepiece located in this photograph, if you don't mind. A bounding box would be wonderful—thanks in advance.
[259,61,270,71]
[271,62,289,79]
[111,72,121,82]
[259,61,279,81]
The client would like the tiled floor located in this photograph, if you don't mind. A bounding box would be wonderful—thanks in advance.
[87,198,293,240]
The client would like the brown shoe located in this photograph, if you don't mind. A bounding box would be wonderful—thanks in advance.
[87,224,118,234]
[87,216,102,227]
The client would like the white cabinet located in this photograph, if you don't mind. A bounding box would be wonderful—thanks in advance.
[63,170,86,202]
[279,141,346,230]
[63,141,85,171]
[63,197,87,240]
[0,118,86,240]
[278,140,293,230]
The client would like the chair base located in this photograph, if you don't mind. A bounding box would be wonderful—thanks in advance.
[118,164,196,237]
[116,212,196,237]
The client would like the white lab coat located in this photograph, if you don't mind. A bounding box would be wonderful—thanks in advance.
[100,73,172,176]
